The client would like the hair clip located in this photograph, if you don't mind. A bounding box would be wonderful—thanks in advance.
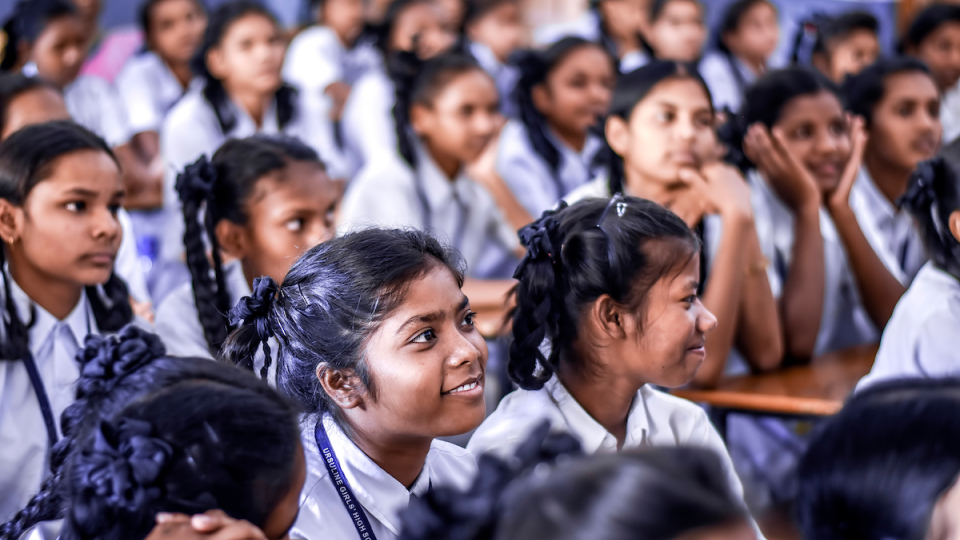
[596,192,626,228]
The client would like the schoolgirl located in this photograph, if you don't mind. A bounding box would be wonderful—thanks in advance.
[340,52,523,296]
[643,0,706,64]
[223,228,488,539]
[533,0,648,73]
[466,196,754,512]
[462,0,525,117]
[156,135,338,362]
[565,60,782,386]
[496,38,614,218]
[0,121,135,522]
[839,57,940,326]
[791,12,880,84]
[901,4,960,143]
[857,157,960,388]
[698,0,780,113]
[339,0,455,174]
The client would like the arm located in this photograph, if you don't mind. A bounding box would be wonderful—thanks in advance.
[733,223,784,372]
[466,123,535,239]
[116,132,164,210]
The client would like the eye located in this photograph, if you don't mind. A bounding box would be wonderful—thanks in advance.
[694,114,713,129]
[656,110,675,123]
[108,203,121,215]
[286,218,305,231]
[896,103,914,118]
[411,328,437,343]
[65,201,86,212]
[683,294,698,305]
[462,311,477,328]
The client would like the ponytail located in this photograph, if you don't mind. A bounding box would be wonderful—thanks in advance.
[226,277,279,380]
[900,157,960,281]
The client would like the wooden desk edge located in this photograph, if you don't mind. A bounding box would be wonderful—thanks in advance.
[671,390,843,416]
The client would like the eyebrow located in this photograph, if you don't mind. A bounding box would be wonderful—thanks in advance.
[395,296,470,336]
[61,188,126,199]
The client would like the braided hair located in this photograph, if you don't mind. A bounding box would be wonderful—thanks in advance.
[0,121,132,362]
[900,157,960,282]
[176,135,323,357]
[222,228,464,429]
[190,1,298,135]
[0,0,78,72]
[509,197,699,390]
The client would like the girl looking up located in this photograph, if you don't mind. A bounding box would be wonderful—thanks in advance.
[223,228,488,539]
[497,38,615,218]
[0,121,133,522]
[566,60,782,386]
[156,135,338,363]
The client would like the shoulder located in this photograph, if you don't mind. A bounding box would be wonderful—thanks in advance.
[163,88,214,127]
[338,158,419,227]
[563,176,609,205]
[638,385,715,440]
[467,387,563,458]
[698,51,730,75]
[289,26,341,52]
[497,121,538,164]
[426,440,479,489]
[116,51,161,83]
[154,282,211,359]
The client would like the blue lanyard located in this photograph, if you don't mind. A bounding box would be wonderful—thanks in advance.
[22,351,58,451]
[314,419,379,540]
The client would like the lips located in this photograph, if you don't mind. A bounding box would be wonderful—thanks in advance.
[443,373,483,395]
[912,135,938,156]
[81,252,116,265]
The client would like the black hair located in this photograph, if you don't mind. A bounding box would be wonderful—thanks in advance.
[900,157,960,281]
[462,0,516,30]
[372,0,434,55]
[718,66,838,173]
[60,377,300,540]
[587,0,648,65]
[901,4,960,52]
[842,55,931,127]
[222,228,465,427]
[190,0,297,134]
[0,121,132,362]
[0,0,79,72]
[649,0,702,23]
[0,325,281,540]
[791,11,879,66]
[0,73,59,136]
[509,196,700,390]
[714,0,776,99]
[139,0,205,40]
[511,38,612,200]
[796,377,960,540]
[605,60,712,195]
[390,51,487,168]
[176,135,324,358]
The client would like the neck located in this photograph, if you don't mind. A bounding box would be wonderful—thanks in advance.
[863,149,912,206]
[165,58,194,89]
[622,167,672,202]
[549,123,587,153]
[344,417,433,489]
[731,50,764,75]
[225,84,272,129]
[6,252,83,320]
[423,140,461,180]
[556,356,639,447]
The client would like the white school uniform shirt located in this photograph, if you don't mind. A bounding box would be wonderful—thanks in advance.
[698,51,757,114]
[63,75,132,148]
[532,11,649,74]
[115,51,194,136]
[292,414,478,540]
[115,207,150,304]
[338,146,519,275]
[749,170,878,355]
[283,26,382,96]
[942,80,960,145]
[849,167,928,285]
[0,281,96,522]
[469,41,520,117]
[340,68,397,176]
[858,263,960,390]
[496,120,605,218]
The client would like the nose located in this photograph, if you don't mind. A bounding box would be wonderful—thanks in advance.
[696,302,718,334]
[674,117,697,142]
[92,208,122,243]
[447,326,485,368]
[814,132,841,155]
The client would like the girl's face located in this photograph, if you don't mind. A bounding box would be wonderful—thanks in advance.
[29,15,87,88]
[0,86,71,141]
[260,443,307,540]
[433,0,464,30]
[389,2,454,59]
[218,161,339,286]
[207,14,284,97]
[911,22,960,91]
[466,2,525,64]
[359,264,488,439]
[321,0,366,46]
[867,71,941,173]
[647,0,706,63]
[0,150,123,287]
[597,0,649,44]
[609,77,716,186]
[533,45,615,138]
[619,251,716,388]
[774,90,852,194]
[821,30,880,84]
[413,69,501,164]
[927,474,960,540]
[723,2,779,64]
[147,0,207,66]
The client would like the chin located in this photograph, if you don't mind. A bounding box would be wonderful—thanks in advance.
[435,406,486,438]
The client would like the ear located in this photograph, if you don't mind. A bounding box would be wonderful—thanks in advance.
[206,47,227,80]
[605,115,631,158]
[589,294,629,340]
[531,83,550,115]
[316,364,366,409]
[0,199,23,245]
[410,102,432,136]
[215,219,248,260]
[949,209,960,245]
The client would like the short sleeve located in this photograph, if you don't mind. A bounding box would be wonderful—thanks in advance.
[699,53,739,112]
[115,59,163,135]
[283,27,344,96]
[95,80,133,147]
[914,312,960,377]
[337,162,421,232]
[341,72,397,163]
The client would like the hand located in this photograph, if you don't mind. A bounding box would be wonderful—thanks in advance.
[743,123,820,212]
[826,115,867,212]
[680,162,754,222]
[464,117,507,191]
[324,82,352,122]
[146,510,267,540]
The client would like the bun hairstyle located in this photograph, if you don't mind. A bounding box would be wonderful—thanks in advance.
[796,377,960,540]
[900,157,960,281]
[509,197,699,391]
[604,61,712,195]
[900,4,960,53]
[222,228,465,427]
[0,121,132,361]
[190,1,297,135]
[841,56,931,127]
[176,135,324,357]
[511,38,612,200]
[0,0,78,72]
[61,378,300,540]
[791,11,878,67]
[390,51,486,168]
[0,73,58,136]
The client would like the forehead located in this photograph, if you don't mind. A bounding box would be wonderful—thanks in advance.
[636,76,712,111]
[247,161,333,204]
[30,149,121,194]
[431,69,497,104]
[396,3,442,27]
[3,88,70,138]
[151,0,202,21]
[923,20,960,43]
[880,71,939,102]
[776,90,843,125]
[37,14,86,41]
[659,0,702,19]
[383,264,464,322]
[221,13,276,41]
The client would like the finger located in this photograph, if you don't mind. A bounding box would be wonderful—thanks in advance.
[192,510,236,533]
[156,513,190,525]
[677,167,707,186]
[208,521,269,540]
[770,128,808,172]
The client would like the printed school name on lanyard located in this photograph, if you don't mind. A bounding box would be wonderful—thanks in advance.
[315,419,379,540]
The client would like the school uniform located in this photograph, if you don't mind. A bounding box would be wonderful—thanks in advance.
[338,146,519,276]
[340,68,397,176]
[283,26,382,97]
[942,80,960,145]
[292,414,478,540]
[532,11,649,73]
[0,280,97,522]
[698,50,758,114]
[849,167,928,285]
[115,207,150,304]
[469,41,520,117]
[63,74,132,149]
[115,51,194,137]
[497,120,605,218]
[858,263,960,389]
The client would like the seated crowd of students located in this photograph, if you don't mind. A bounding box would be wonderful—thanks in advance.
[1,0,960,538]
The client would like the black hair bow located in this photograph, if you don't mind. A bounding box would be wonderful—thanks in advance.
[228,277,279,343]
[900,157,942,211]
[513,204,566,280]
[75,325,166,400]
[174,155,217,204]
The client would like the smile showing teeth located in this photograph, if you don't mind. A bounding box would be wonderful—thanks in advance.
[448,381,479,394]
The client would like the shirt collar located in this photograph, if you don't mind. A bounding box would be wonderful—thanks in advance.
[469,41,503,76]
[229,95,280,136]
[545,128,604,167]
[414,142,471,211]
[5,274,94,359]
[545,377,650,453]
[856,166,900,225]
